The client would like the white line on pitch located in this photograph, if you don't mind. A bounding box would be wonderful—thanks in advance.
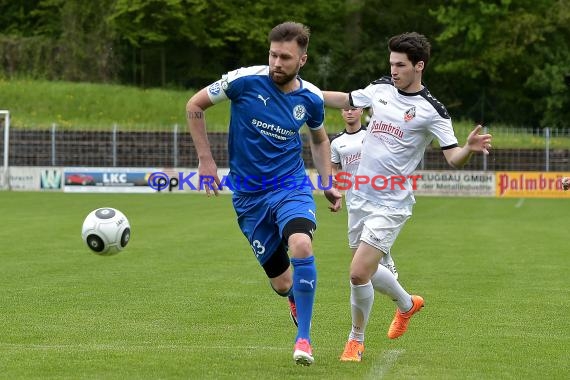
[515,198,525,208]
[0,343,288,351]
[366,348,405,380]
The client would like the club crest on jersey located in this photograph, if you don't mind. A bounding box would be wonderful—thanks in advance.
[293,105,306,121]
[404,106,416,122]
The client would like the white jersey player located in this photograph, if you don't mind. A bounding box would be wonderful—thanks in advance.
[324,32,492,362]
[330,107,398,278]
[330,107,367,205]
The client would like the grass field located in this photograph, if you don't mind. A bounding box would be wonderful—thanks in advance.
[0,192,568,379]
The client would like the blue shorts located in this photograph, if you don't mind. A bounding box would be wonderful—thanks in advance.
[233,188,317,265]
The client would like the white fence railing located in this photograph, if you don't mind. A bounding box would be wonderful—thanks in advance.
[1,123,569,180]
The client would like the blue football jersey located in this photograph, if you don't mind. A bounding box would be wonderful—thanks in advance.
[206,66,325,194]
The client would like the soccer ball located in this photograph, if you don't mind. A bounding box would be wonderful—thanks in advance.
[81,208,131,255]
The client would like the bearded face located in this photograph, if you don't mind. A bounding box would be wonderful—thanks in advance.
[268,41,307,89]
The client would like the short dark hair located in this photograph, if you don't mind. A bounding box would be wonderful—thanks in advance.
[268,22,310,53]
[388,32,431,67]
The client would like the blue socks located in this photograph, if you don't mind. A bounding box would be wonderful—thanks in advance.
[291,256,316,342]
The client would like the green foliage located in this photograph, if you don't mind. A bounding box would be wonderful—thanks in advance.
[1,0,569,127]
[109,0,188,46]
[431,0,570,127]
[0,0,119,82]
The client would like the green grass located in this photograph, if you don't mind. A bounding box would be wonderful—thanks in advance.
[0,192,568,379]
[2,78,570,148]
[0,78,228,131]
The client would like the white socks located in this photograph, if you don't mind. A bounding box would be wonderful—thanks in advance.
[348,264,413,343]
[370,264,412,312]
[348,281,374,343]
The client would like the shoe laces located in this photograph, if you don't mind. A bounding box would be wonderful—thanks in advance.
[393,311,410,328]
[346,340,362,353]
[295,338,311,353]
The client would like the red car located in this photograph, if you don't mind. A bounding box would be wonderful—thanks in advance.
[65,173,96,185]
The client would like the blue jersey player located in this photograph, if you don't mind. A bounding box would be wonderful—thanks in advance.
[186,22,342,366]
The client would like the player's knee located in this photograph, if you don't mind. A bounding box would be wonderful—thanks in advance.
[288,235,312,258]
[350,271,370,285]
[349,263,372,285]
[283,218,316,259]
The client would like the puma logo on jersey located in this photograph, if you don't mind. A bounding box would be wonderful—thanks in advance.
[257,94,270,106]
[300,279,315,289]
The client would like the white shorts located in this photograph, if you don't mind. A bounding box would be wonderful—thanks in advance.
[347,194,412,253]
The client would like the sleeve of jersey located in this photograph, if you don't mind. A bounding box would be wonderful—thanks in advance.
[431,117,459,149]
[303,86,325,130]
[307,102,325,130]
[206,69,246,104]
[330,141,340,164]
[349,85,374,108]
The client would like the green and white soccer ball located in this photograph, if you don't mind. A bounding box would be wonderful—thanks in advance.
[81,208,131,255]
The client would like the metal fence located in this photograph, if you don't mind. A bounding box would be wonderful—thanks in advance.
[0,125,569,172]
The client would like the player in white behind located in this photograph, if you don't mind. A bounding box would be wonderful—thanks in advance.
[331,107,398,278]
[324,32,492,362]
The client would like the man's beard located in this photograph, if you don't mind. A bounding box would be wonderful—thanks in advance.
[269,68,298,85]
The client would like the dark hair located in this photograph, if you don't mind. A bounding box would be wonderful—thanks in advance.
[268,22,310,53]
[388,32,431,67]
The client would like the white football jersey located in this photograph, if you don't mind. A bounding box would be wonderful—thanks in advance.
[330,126,367,202]
[349,76,458,207]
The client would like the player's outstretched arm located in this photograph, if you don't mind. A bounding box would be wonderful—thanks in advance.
[443,125,492,169]
[186,88,221,196]
[308,127,342,212]
[323,91,351,109]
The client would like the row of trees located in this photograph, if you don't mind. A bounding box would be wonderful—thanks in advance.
[1,0,569,128]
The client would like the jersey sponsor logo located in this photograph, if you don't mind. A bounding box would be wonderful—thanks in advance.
[377,98,388,105]
[369,119,404,139]
[208,82,221,96]
[251,118,296,140]
[257,94,270,106]
[343,152,361,167]
[404,106,416,122]
[293,104,306,121]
